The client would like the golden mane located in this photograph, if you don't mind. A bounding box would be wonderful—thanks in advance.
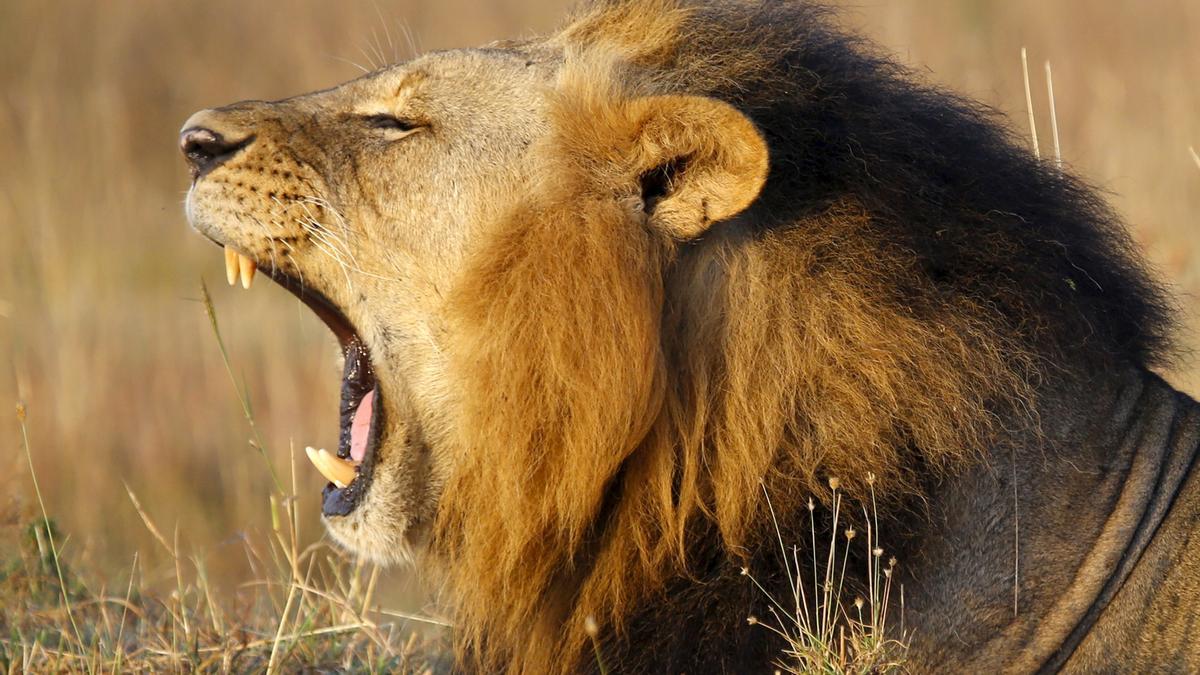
[435,50,1033,675]
[431,1,1173,671]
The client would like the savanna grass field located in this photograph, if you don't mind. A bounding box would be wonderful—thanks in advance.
[1,0,1198,671]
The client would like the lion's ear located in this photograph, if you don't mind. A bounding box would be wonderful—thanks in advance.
[626,95,769,239]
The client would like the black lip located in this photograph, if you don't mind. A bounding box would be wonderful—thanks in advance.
[323,384,383,516]
[338,340,376,460]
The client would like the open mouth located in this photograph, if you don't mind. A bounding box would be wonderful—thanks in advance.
[220,244,381,517]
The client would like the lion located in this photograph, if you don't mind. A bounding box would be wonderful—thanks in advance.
[179,0,1200,672]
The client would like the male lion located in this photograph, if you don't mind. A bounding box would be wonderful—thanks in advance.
[179,1,1200,672]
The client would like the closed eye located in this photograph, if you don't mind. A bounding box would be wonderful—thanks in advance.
[362,114,424,133]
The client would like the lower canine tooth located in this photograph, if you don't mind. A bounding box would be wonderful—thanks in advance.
[239,254,257,289]
[305,446,356,488]
[224,245,238,286]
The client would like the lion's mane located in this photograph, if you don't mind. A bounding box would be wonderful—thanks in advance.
[432,1,1174,670]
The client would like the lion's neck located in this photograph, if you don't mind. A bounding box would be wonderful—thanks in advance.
[899,366,1200,672]
[591,367,1200,674]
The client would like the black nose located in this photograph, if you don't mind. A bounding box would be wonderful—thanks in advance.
[179,127,252,179]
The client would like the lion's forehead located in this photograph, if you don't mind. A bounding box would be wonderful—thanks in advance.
[297,46,557,116]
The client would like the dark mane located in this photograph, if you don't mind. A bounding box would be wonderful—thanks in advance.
[595,0,1175,372]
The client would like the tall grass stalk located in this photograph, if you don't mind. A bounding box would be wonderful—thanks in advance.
[1020,47,1040,159]
[199,279,284,493]
[16,403,89,671]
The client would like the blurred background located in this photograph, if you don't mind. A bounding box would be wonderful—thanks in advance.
[1,0,1197,609]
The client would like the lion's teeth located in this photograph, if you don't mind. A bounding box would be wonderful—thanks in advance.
[224,245,238,286]
[238,254,257,289]
[304,446,357,488]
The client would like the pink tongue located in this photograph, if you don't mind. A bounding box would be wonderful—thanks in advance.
[349,389,375,463]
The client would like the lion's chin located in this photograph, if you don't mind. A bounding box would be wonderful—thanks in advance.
[322,483,423,566]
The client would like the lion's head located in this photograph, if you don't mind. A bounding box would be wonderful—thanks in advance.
[182,0,1173,671]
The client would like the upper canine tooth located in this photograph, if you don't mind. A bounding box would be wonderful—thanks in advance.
[224,245,238,286]
[239,254,257,289]
[304,446,356,488]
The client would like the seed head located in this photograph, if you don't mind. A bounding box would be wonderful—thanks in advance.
[828,477,841,491]
[845,528,856,540]
[873,547,884,557]
[584,615,599,637]
[15,403,25,423]
[747,616,759,625]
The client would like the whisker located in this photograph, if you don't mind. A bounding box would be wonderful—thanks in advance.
[293,201,355,263]
[369,28,388,68]
[328,54,371,75]
[370,1,397,64]
[357,44,380,72]
[249,214,281,274]
[297,196,355,246]
[400,22,422,59]
[292,197,361,278]
[299,219,356,289]
[283,193,407,285]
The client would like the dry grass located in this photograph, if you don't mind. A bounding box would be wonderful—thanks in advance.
[4,430,447,673]
[3,287,451,672]
[744,478,908,675]
[0,0,1196,672]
